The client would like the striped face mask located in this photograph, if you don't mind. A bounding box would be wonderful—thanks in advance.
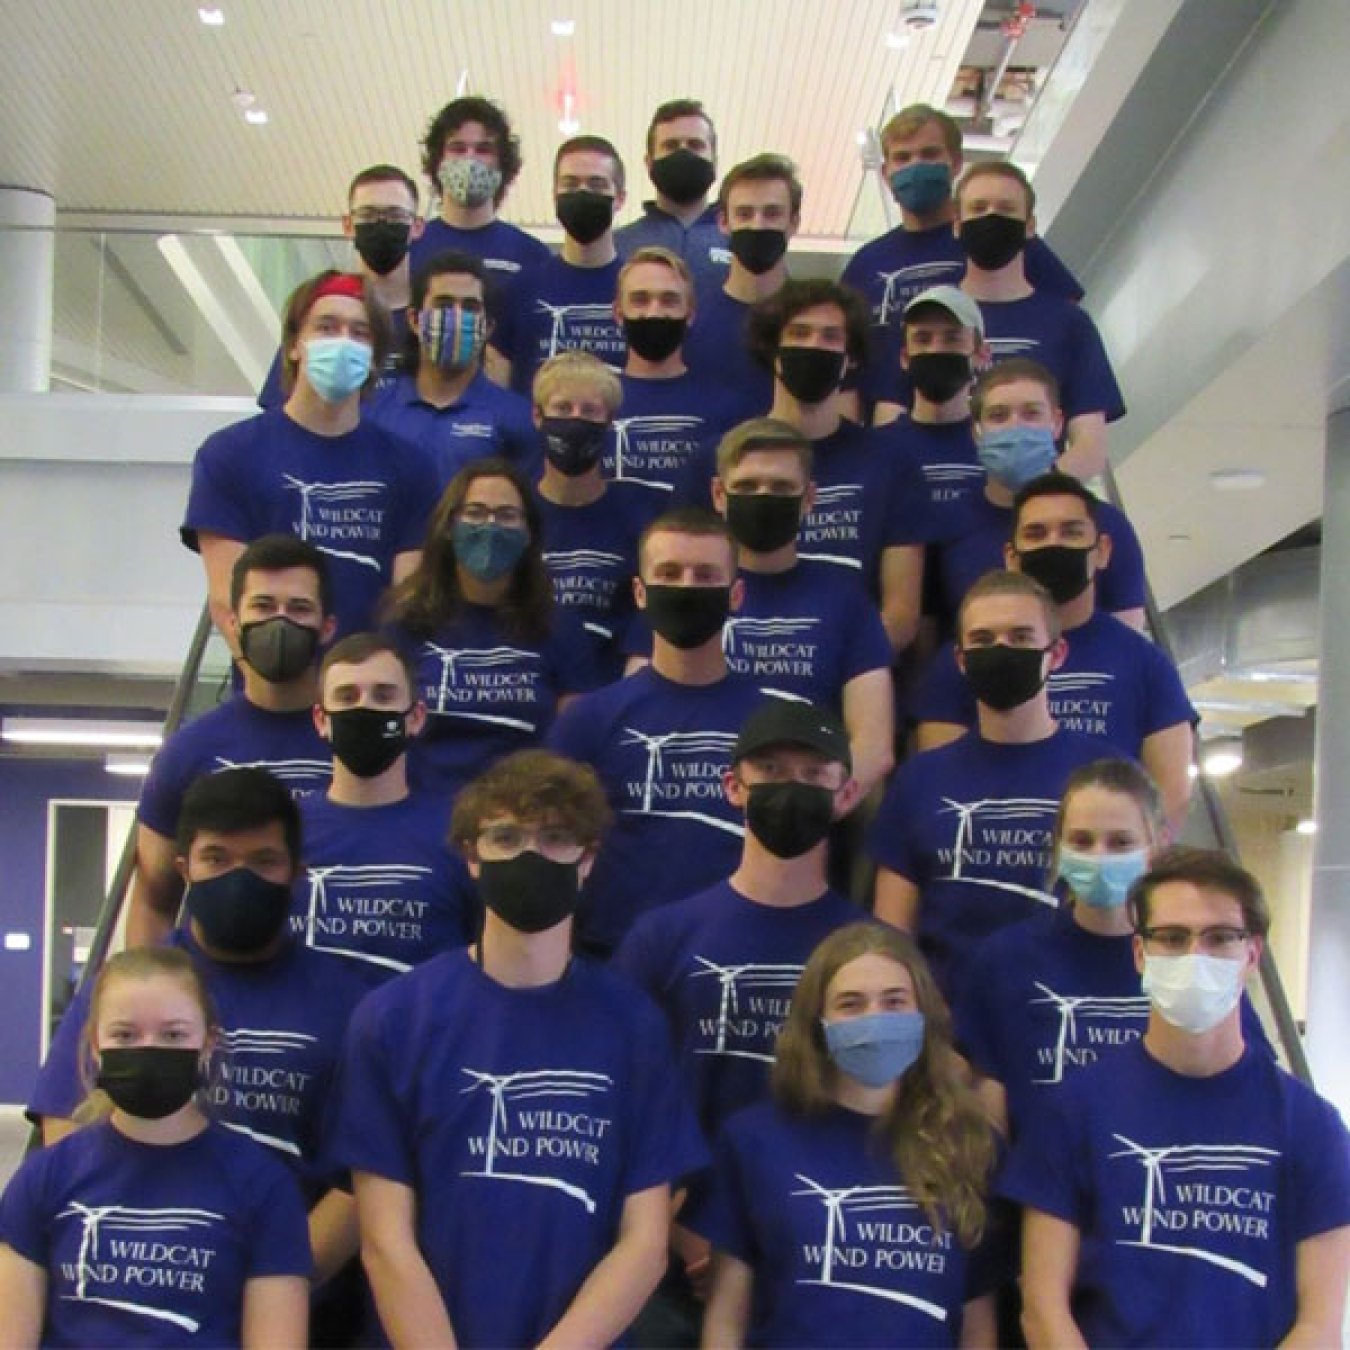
[419,304,485,371]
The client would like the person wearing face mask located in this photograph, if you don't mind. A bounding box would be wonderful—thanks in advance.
[868,570,1116,996]
[914,161,1123,480]
[548,510,763,955]
[184,269,440,646]
[409,96,549,359]
[610,247,749,502]
[1002,848,1350,1350]
[29,771,371,1340]
[915,474,1195,832]
[615,99,730,301]
[692,922,1003,1348]
[324,749,705,1350]
[840,104,1081,421]
[385,458,599,801]
[366,251,537,481]
[529,352,656,681]
[127,537,336,948]
[497,135,629,395]
[682,154,801,414]
[931,359,1148,636]
[258,165,426,411]
[289,633,476,985]
[5,945,312,1348]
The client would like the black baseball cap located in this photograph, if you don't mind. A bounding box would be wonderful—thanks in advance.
[733,700,852,772]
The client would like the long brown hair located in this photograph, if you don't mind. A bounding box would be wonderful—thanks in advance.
[384,457,553,643]
[773,923,996,1246]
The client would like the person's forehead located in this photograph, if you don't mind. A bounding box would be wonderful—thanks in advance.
[240,565,321,603]
[889,121,949,154]
[645,528,731,568]
[1018,493,1090,528]
[1063,784,1146,832]
[828,951,914,996]
[730,447,806,481]
[1148,880,1244,926]
[620,261,686,297]
[324,652,409,695]
[984,378,1051,409]
[557,150,616,181]
[963,592,1046,635]
[655,113,713,143]
[190,821,289,855]
[726,178,791,211]
[464,474,524,506]
[305,294,367,325]
[960,171,1028,211]
[447,119,494,145]
[351,178,415,211]
[99,974,203,1019]
[786,302,846,331]
[745,742,833,767]
[426,271,484,303]
[905,309,964,335]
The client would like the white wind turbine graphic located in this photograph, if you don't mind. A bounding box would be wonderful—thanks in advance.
[422,643,540,727]
[938,796,1060,905]
[303,863,433,972]
[281,475,384,571]
[1028,983,1150,1083]
[688,958,803,1058]
[537,301,616,356]
[619,728,739,814]
[609,414,703,486]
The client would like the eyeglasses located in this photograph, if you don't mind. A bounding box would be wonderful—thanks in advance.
[351,208,415,226]
[1139,925,1250,957]
[477,822,585,863]
[459,503,526,527]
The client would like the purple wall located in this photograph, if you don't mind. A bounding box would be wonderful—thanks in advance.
[0,758,138,1104]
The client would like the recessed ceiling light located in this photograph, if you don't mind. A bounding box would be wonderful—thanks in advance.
[551,18,576,36]
[198,6,225,25]
[1296,818,1318,836]
[244,108,269,125]
[1210,468,1266,491]
[885,30,911,49]
[2,717,163,749]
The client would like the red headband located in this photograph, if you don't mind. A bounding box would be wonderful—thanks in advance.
[304,273,366,315]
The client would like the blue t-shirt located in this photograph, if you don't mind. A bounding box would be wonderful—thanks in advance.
[546,667,765,951]
[323,948,706,1349]
[875,416,983,535]
[626,564,893,713]
[535,480,656,683]
[954,908,1270,1135]
[682,288,775,413]
[615,202,731,301]
[366,370,538,484]
[29,929,367,1197]
[690,1100,997,1349]
[932,491,1146,625]
[292,790,475,983]
[913,612,1195,750]
[182,410,439,640]
[256,308,411,411]
[999,1041,1350,1349]
[409,217,551,333]
[136,696,331,839]
[393,604,599,801]
[613,881,860,1137]
[0,1118,310,1347]
[866,728,1114,990]
[607,371,750,501]
[502,256,626,395]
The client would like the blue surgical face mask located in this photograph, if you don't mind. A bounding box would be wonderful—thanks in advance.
[976,423,1058,490]
[453,521,528,581]
[304,336,372,402]
[821,1010,925,1089]
[888,161,952,216]
[1056,846,1149,910]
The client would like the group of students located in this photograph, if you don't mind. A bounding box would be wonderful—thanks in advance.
[0,88,1348,1349]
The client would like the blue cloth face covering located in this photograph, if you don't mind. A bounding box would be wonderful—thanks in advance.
[888,161,952,215]
[976,424,1058,490]
[1056,846,1149,909]
[822,1010,926,1088]
[453,521,528,581]
[304,336,372,402]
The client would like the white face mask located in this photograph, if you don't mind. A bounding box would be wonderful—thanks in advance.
[1141,952,1247,1034]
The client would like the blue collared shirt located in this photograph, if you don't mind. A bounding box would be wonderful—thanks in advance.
[615,202,731,301]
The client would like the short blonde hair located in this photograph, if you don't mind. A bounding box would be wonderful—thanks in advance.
[958,569,1061,645]
[616,247,694,307]
[531,350,623,416]
[880,104,962,160]
[715,417,812,481]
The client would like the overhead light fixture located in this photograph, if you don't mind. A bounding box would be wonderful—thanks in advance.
[551,18,576,36]
[1296,818,1317,836]
[1210,468,1266,491]
[244,108,269,125]
[106,755,153,777]
[1200,737,1244,778]
[2,718,163,750]
[230,88,256,110]
[885,30,911,49]
[198,6,225,24]
[558,91,580,135]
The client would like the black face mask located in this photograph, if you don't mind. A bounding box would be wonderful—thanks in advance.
[777,347,847,404]
[959,214,1027,271]
[725,493,803,553]
[961,643,1050,712]
[906,351,973,404]
[352,220,411,276]
[325,705,410,778]
[642,584,731,649]
[97,1047,201,1120]
[650,148,716,205]
[239,616,319,685]
[728,228,788,275]
[556,190,615,245]
[187,867,293,954]
[745,781,835,858]
[623,315,687,363]
[1016,544,1095,604]
[478,852,580,933]
[541,416,608,476]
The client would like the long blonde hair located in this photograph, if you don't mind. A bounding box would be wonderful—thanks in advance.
[74,947,217,1126]
[772,923,996,1246]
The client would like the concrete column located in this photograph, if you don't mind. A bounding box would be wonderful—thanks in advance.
[0,187,55,392]
[1306,404,1350,1116]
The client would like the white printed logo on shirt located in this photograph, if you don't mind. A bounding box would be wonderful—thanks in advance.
[544,549,628,636]
[935,795,1060,905]
[421,643,544,730]
[922,462,984,504]
[1047,670,1117,741]
[874,261,959,325]
[722,616,821,697]
[57,1203,226,1332]
[618,728,743,835]
[209,1027,320,1157]
[282,475,387,573]
[1028,983,1149,1084]
[209,756,331,797]
[1110,1136,1280,1286]
[609,414,704,489]
[460,1068,614,1212]
[301,862,437,972]
[800,485,865,571]
[690,957,803,1060]
[535,302,623,361]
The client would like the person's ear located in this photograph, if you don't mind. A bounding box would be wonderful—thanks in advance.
[612,300,624,329]
[802,481,817,516]
[1026,210,1038,239]
[320,614,338,646]
[312,704,329,740]
[174,855,190,886]
[1133,933,1146,978]
[532,404,544,430]
[723,767,748,810]
[711,477,729,517]
[1003,540,1019,570]
[410,216,426,241]
[340,213,354,241]
[633,575,648,610]
[787,211,801,240]
[1051,408,1065,442]
[729,577,746,613]
[614,187,627,214]
[832,775,863,820]
[716,208,729,236]
[1047,636,1069,673]
[406,700,428,739]
[1094,530,1113,570]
